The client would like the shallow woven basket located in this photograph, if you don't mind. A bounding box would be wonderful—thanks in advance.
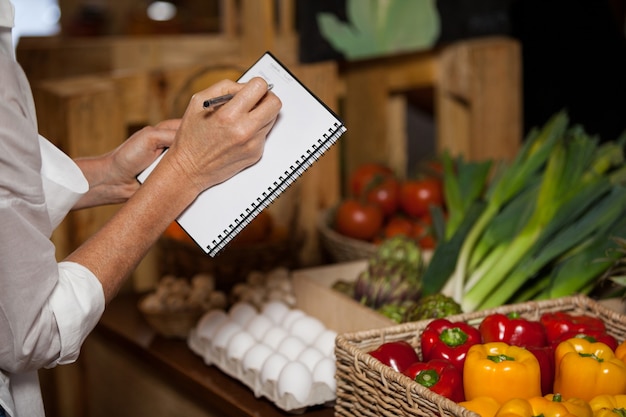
[334,294,626,417]
[317,209,378,262]
[158,228,304,292]
[138,304,204,339]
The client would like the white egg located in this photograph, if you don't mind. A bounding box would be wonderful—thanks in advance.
[277,335,307,360]
[297,346,324,372]
[289,315,326,345]
[261,326,288,350]
[212,320,243,350]
[245,314,274,341]
[277,361,313,404]
[259,352,289,384]
[281,309,306,330]
[313,357,336,392]
[226,330,257,361]
[261,300,290,324]
[196,309,228,342]
[228,302,258,327]
[241,343,274,373]
[313,329,338,357]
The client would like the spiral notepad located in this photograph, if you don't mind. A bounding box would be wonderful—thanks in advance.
[137,52,346,257]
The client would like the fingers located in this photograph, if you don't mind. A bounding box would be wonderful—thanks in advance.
[155,118,182,131]
[161,77,282,192]
[191,77,280,117]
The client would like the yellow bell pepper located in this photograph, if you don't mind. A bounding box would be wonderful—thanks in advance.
[544,393,593,417]
[463,342,542,404]
[589,394,626,417]
[494,397,577,417]
[459,396,501,417]
[554,338,626,402]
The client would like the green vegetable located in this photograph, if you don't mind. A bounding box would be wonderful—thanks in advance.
[332,280,355,297]
[597,236,626,295]
[373,235,424,277]
[377,302,412,323]
[449,111,568,304]
[463,126,623,311]
[352,236,424,309]
[421,151,491,296]
[421,111,626,311]
[403,293,462,321]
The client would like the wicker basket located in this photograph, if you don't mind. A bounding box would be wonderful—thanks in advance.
[158,227,304,292]
[138,304,204,339]
[334,295,626,417]
[317,209,378,262]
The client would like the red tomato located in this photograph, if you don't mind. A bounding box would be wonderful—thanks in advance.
[231,210,273,246]
[334,199,384,241]
[163,221,194,244]
[382,216,414,239]
[366,175,400,217]
[349,163,394,197]
[412,219,436,249]
[399,178,444,218]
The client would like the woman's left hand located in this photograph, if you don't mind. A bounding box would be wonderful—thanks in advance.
[74,119,180,208]
[109,118,180,183]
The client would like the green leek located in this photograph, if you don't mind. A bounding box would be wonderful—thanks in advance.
[462,129,614,311]
[449,111,569,302]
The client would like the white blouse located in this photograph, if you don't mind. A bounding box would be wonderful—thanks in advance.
[0,1,105,416]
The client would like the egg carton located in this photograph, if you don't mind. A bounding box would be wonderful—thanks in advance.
[187,300,337,413]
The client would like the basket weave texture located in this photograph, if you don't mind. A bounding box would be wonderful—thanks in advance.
[158,231,303,291]
[139,308,204,339]
[317,209,378,262]
[334,294,626,417]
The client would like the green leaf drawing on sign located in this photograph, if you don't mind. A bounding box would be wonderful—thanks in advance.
[317,0,440,60]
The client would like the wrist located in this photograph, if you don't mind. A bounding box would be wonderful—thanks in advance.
[73,153,137,209]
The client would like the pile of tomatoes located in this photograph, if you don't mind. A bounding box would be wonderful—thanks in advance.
[332,162,445,250]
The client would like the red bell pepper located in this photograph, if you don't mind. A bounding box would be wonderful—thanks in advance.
[402,358,465,402]
[525,345,555,396]
[420,318,482,373]
[551,330,618,351]
[369,341,420,373]
[539,312,606,344]
[479,312,548,348]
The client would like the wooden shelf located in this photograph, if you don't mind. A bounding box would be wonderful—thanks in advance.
[81,295,334,417]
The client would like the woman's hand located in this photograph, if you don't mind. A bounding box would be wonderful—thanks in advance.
[154,77,282,195]
[106,118,180,187]
[73,119,180,208]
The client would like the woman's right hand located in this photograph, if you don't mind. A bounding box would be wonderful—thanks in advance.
[158,77,282,195]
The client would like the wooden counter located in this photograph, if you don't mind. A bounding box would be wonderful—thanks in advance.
[81,294,334,417]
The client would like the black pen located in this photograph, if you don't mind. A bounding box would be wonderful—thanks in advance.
[203,83,274,109]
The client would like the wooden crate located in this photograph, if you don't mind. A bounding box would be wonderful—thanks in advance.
[340,36,522,179]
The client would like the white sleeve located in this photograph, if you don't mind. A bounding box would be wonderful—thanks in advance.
[46,261,105,367]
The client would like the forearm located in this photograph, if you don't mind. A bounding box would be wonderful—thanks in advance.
[65,157,200,303]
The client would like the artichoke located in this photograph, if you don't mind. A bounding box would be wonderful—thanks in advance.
[377,301,413,324]
[372,235,424,279]
[331,280,355,297]
[352,236,424,310]
[403,293,462,322]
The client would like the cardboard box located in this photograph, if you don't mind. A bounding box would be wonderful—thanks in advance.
[291,260,395,334]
